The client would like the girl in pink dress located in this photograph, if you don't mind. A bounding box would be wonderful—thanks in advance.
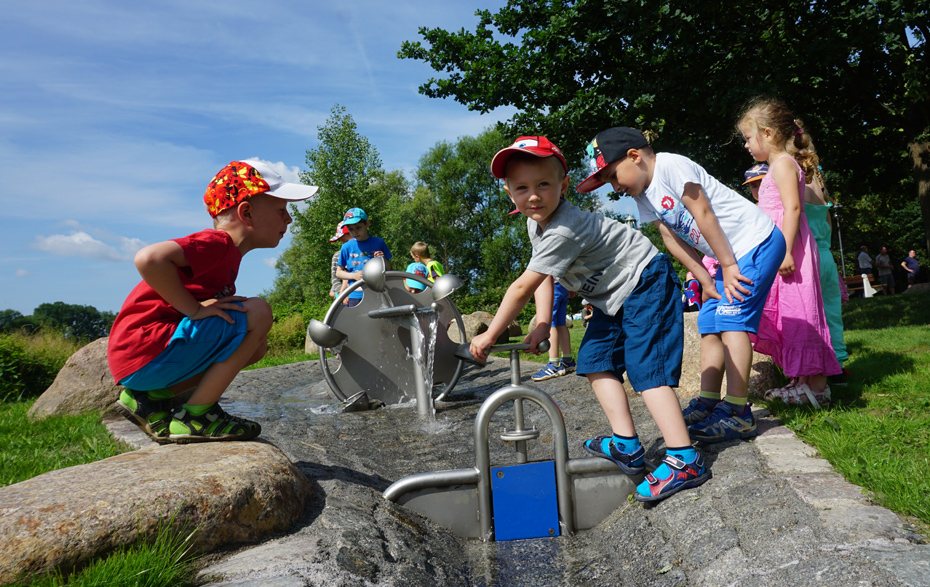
[737,98,841,407]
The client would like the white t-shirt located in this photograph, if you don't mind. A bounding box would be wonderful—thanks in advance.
[526,200,658,315]
[635,153,775,260]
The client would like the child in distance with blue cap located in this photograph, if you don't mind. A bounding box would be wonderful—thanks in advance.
[334,207,393,306]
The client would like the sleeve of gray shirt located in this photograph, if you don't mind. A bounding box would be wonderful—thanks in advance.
[525,200,658,315]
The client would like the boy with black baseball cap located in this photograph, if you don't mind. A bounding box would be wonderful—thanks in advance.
[578,127,783,444]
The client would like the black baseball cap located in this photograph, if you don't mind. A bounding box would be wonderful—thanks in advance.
[576,127,650,193]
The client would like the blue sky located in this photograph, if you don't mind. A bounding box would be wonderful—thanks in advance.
[0,0,633,316]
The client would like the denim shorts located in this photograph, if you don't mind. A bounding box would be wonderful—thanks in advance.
[698,227,784,334]
[119,303,249,391]
[551,283,569,327]
[576,254,683,391]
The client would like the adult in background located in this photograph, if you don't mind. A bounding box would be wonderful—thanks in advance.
[902,250,921,289]
[875,246,895,295]
[857,245,873,278]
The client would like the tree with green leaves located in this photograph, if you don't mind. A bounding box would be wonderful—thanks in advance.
[32,302,115,342]
[390,127,600,292]
[267,105,408,308]
[399,0,930,263]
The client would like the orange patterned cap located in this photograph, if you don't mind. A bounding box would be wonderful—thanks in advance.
[204,160,318,217]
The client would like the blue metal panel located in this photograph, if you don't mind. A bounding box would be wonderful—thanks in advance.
[491,461,560,541]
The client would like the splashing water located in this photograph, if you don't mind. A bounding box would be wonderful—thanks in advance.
[406,313,436,421]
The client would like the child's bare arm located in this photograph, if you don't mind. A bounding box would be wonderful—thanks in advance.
[470,269,549,360]
[679,182,752,303]
[335,266,359,281]
[134,241,246,323]
[529,276,555,351]
[771,159,801,276]
[654,221,719,300]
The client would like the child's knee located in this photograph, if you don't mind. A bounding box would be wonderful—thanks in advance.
[243,297,273,334]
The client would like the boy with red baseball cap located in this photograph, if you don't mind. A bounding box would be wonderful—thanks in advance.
[109,160,317,444]
[471,136,710,502]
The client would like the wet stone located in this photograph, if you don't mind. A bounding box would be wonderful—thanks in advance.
[197,359,923,586]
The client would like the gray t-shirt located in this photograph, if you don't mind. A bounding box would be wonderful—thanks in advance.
[526,200,658,315]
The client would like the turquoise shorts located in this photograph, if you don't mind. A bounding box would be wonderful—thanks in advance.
[119,303,248,391]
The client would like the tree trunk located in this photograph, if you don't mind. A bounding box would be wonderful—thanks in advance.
[910,141,930,259]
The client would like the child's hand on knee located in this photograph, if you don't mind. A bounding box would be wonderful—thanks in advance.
[191,296,247,323]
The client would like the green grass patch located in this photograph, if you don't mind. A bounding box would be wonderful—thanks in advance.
[764,290,930,534]
[0,401,129,487]
[9,523,200,587]
[244,349,317,371]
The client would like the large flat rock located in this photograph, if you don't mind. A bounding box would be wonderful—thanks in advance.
[0,441,312,584]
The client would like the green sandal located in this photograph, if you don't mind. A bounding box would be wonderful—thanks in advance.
[115,388,172,442]
[167,404,261,444]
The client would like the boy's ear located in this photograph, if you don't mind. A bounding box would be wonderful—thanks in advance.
[560,173,571,194]
[236,200,254,225]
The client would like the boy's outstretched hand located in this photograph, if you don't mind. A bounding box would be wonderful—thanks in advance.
[469,331,495,362]
[190,296,248,323]
[523,322,550,355]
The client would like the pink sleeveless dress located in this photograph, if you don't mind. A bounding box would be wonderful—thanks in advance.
[750,157,841,377]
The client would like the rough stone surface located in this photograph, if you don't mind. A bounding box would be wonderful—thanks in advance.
[27,337,122,420]
[0,441,313,584]
[190,360,925,586]
[449,313,509,344]
[304,336,319,356]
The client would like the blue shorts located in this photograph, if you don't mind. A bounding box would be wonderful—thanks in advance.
[698,227,784,335]
[551,283,569,327]
[119,303,249,391]
[576,254,683,391]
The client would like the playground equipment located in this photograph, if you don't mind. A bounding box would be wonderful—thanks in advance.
[384,341,647,542]
[307,257,468,417]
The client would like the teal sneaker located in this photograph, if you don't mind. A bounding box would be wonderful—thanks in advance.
[688,402,758,443]
[531,360,566,381]
[115,388,172,442]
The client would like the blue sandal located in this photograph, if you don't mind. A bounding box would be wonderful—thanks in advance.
[582,435,645,475]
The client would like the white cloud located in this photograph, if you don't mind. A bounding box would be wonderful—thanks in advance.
[261,257,278,269]
[15,269,32,277]
[32,230,146,262]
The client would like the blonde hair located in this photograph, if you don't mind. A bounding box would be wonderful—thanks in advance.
[738,97,819,180]
[411,242,430,258]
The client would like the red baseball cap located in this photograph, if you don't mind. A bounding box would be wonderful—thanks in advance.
[490,136,568,179]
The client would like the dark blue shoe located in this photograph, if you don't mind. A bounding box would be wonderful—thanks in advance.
[560,357,577,373]
[635,452,711,502]
[682,397,717,426]
[582,435,646,475]
[688,401,758,443]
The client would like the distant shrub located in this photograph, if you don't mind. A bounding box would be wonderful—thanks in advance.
[0,331,81,402]
[267,313,307,355]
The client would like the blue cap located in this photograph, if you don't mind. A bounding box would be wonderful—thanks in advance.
[405,262,428,290]
[743,163,769,184]
[343,207,368,225]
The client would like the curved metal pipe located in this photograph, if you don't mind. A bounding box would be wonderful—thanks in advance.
[473,384,573,540]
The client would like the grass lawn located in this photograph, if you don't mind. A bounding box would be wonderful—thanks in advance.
[765,290,930,534]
